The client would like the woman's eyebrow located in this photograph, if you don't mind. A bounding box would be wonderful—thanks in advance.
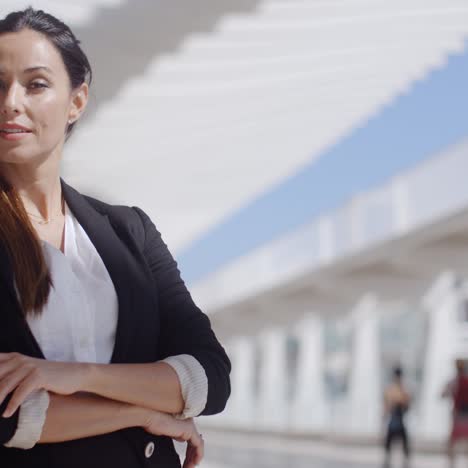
[24,65,53,74]
[0,65,53,74]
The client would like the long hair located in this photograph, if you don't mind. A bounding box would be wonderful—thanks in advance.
[0,7,92,315]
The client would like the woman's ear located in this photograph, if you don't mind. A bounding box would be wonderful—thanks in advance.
[68,82,89,124]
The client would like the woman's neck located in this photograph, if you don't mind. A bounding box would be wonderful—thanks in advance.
[1,155,63,219]
[1,156,66,250]
[19,179,63,220]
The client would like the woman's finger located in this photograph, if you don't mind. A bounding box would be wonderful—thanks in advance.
[182,444,197,468]
[3,373,40,417]
[0,358,22,380]
[0,367,32,408]
[185,432,204,467]
[193,434,204,465]
[0,353,17,361]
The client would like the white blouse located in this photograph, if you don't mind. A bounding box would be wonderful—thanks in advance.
[5,202,208,449]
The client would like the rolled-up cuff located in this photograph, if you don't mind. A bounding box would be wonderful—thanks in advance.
[4,389,50,449]
[161,354,208,419]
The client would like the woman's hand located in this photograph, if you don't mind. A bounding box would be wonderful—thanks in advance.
[143,411,204,468]
[0,352,88,417]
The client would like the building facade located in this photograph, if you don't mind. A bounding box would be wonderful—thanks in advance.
[185,45,468,443]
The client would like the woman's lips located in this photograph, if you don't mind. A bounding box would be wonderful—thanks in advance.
[0,130,32,141]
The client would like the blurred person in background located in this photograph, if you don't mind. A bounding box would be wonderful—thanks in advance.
[0,7,230,468]
[442,359,468,468]
[383,365,411,468]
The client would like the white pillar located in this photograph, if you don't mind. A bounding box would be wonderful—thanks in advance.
[221,337,256,429]
[290,315,327,432]
[256,328,288,430]
[348,295,382,435]
[419,272,458,439]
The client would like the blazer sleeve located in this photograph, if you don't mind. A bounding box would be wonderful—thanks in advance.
[0,288,23,444]
[132,206,231,416]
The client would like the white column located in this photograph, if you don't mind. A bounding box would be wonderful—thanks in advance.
[220,336,256,429]
[256,328,288,430]
[290,315,327,432]
[348,295,382,435]
[419,272,458,439]
[392,178,410,235]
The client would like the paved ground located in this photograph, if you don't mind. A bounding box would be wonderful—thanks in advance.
[175,430,456,468]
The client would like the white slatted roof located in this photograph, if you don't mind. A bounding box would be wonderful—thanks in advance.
[0,1,125,27]
[1,1,468,252]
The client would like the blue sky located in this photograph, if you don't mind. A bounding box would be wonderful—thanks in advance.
[177,41,468,284]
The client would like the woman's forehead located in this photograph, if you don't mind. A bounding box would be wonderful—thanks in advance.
[0,29,63,73]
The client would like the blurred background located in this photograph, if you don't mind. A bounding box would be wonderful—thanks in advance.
[2,1,468,466]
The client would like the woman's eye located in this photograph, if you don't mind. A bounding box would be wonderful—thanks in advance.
[29,82,48,90]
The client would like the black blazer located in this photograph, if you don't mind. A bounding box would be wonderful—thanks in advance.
[0,179,231,468]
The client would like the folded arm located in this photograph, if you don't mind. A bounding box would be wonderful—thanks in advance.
[4,390,203,467]
[81,356,207,417]
[39,392,145,443]
[1,390,145,448]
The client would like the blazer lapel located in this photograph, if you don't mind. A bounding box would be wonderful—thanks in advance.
[0,179,146,363]
[61,179,138,363]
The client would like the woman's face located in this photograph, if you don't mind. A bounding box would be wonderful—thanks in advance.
[0,28,87,167]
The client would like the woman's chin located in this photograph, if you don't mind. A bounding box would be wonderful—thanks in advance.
[0,146,39,164]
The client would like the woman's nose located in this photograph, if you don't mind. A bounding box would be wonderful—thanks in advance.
[1,84,23,116]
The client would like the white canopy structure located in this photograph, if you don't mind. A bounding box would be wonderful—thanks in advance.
[1,1,466,252]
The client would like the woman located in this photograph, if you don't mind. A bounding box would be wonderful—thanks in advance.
[383,366,411,468]
[442,359,468,468]
[0,7,231,468]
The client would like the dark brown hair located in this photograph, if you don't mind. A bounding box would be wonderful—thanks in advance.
[0,7,92,315]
